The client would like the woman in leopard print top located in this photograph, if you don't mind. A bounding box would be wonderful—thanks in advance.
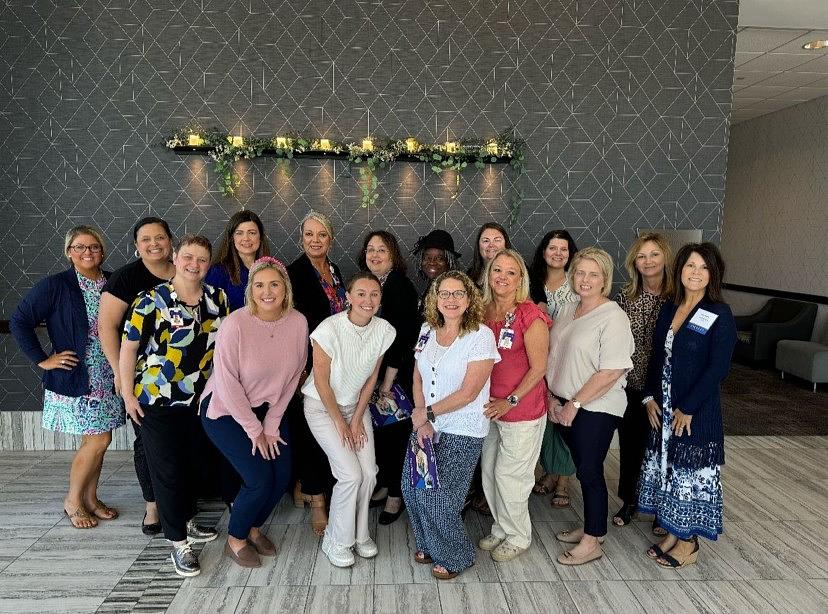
[612,233,673,530]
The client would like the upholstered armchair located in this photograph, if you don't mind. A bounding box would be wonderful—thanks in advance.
[734,298,817,363]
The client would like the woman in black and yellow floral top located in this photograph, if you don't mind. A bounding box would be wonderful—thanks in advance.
[612,233,672,530]
[120,234,229,578]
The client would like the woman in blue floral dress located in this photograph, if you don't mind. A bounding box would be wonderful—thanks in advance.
[637,243,736,568]
[11,226,125,529]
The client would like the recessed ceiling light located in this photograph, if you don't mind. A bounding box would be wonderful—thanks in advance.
[803,39,828,50]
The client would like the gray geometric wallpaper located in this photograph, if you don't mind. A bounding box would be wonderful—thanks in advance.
[0,0,738,411]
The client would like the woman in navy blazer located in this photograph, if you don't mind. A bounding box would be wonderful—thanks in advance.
[10,226,124,529]
[637,242,737,569]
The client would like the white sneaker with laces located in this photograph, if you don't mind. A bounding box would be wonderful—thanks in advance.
[321,533,355,568]
[354,538,378,559]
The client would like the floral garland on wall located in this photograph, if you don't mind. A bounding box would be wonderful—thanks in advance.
[164,128,527,225]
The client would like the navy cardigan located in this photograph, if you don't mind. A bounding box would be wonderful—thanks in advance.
[10,267,111,398]
[643,300,736,467]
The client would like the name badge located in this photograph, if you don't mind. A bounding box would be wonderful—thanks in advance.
[169,307,185,329]
[687,308,718,335]
[498,327,515,349]
[414,330,430,353]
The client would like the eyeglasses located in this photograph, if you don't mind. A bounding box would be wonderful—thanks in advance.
[437,290,467,300]
[69,244,102,254]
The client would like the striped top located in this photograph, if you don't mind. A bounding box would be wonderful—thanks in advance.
[302,311,396,406]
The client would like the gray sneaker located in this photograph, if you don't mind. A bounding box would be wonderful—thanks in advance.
[171,543,201,577]
[186,519,218,543]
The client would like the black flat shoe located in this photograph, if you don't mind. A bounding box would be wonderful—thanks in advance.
[378,503,405,525]
[369,496,387,509]
[142,511,162,536]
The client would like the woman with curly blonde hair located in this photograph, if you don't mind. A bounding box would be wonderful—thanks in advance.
[404,271,500,580]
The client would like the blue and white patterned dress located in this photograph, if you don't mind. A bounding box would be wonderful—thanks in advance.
[42,272,125,434]
[637,329,724,541]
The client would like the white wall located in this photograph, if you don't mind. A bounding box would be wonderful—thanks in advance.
[720,95,828,344]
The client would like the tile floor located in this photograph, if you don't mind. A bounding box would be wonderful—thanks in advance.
[0,436,826,613]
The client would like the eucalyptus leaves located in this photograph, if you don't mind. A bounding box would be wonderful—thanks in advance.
[165,128,527,225]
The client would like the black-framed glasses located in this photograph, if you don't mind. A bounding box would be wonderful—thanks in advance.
[437,289,467,299]
[69,244,103,254]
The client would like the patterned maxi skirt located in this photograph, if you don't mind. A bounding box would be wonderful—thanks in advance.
[637,330,724,541]
[401,432,483,573]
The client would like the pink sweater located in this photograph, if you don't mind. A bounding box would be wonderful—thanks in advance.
[203,307,308,440]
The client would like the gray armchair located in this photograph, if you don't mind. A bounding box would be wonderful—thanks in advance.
[734,298,817,363]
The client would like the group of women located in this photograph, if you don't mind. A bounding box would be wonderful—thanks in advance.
[10,211,737,579]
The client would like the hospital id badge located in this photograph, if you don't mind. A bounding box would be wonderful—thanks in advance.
[169,307,185,329]
[498,327,515,349]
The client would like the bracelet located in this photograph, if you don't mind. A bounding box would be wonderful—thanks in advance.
[641,395,654,405]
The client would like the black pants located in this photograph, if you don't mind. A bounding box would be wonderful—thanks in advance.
[287,395,332,496]
[139,403,201,542]
[617,388,651,506]
[131,421,155,503]
[374,419,411,498]
[560,407,620,537]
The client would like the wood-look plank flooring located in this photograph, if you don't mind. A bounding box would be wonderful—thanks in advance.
[0,436,826,613]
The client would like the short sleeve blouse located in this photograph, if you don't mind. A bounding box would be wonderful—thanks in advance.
[123,282,228,407]
[415,324,500,438]
[546,301,634,417]
[486,300,552,422]
[302,312,396,406]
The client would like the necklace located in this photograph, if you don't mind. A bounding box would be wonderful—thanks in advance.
[348,315,371,338]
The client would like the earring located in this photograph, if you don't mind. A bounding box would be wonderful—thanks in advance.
[133,249,139,259]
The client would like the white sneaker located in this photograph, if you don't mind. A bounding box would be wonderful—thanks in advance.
[354,538,378,559]
[478,534,504,551]
[321,533,355,568]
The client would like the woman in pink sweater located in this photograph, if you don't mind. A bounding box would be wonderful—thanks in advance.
[200,257,308,568]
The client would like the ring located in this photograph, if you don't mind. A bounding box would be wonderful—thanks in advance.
[61,360,66,365]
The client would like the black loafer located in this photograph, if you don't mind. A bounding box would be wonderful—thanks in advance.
[378,503,405,525]
[142,512,162,536]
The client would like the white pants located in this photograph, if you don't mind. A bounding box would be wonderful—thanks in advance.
[304,397,377,547]
[481,415,546,549]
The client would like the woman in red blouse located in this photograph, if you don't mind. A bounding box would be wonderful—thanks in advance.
[479,249,552,561]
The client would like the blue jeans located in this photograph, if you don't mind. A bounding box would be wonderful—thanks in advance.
[200,395,292,539]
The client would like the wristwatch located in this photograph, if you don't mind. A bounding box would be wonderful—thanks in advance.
[506,394,519,407]
[571,398,582,410]
[426,405,436,422]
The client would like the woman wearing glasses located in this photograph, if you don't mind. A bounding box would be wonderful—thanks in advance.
[11,226,125,529]
[404,271,499,580]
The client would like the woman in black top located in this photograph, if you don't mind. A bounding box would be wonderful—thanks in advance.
[98,216,175,535]
[467,222,511,287]
[287,211,346,536]
[358,230,419,524]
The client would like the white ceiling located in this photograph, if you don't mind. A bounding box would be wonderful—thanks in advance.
[731,28,828,124]
[731,2,828,124]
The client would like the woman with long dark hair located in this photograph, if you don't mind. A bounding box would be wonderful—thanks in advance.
[467,222,511,287]
[207,210,271,312]
[528,229,579,507]
[638,242,737,568]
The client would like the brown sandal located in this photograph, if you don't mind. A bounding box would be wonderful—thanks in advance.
[551,489,570,508]
[432,564,459,580]
[414,551,433,564]
[64,506,97,529]
[533,474,557,495]
[293,482,309,508]
[90,499,119,520]
[308,494,327,537]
